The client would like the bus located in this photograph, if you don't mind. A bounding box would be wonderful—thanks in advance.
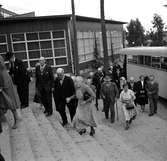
[119,47,167,99]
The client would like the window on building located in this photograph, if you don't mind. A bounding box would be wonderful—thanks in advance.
[161,57,167,70]
[0,35,8,59]
[138,55,144,65]
[128,55,138,64]
[11,30,68,68]
[26,32,38,41]
[111,31,123,54]
[39,32,51,39]
[12,33,25,42]
[77,31,95,63]
[144,56,151,66]
[152,56,160,68]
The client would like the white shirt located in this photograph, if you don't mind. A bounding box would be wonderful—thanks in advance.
[141,81,144,88]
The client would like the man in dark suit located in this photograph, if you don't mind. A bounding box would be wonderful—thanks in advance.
[136,75,148,112]
[35,57,54,116]
[53,68,76,126]
[112,63,123,90]
[92,67,105,111]
[5,52,30,108]
[146,75,159,116]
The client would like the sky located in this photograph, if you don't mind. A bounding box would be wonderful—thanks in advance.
[1,0,167,31]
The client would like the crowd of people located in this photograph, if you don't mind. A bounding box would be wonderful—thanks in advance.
[0,52,159,138]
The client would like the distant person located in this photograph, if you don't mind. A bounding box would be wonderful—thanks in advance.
[53,68,76,126]
[101,75,119,123]
[112,61,122,89]
[0,153,5,161]
[146,75,159,116]
[120,83,137,130]
[5,52,30,109]
[128,77,138,105]
[35,57,54,116]
[0,55,21,129]
[136,75,148,112]
[33,62,41,104]
[119,76,126,93]
[73,76,97,136]
[92,67,104,110]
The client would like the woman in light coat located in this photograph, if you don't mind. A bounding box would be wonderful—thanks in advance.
[120,83,137,130]
[0,55,20,131]
[73,76,97,136]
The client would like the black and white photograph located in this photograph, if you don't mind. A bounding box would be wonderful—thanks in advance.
[0,0,167,161]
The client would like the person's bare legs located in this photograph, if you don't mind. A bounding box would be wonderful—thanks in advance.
[12,109,21,129]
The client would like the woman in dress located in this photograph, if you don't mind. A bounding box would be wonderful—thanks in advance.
[73,76,97,136]
[0,55,20,130]
[120,83,137,130]
[136,75,148,112]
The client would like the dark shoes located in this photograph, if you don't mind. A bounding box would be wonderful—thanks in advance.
[79,128,86,135]
[90,127,95,136]
[0,123,2,133]
[21,105,28,109]
[61,122,68,127]
[125,121,130,130]
[44,110,47,114]
[148,113,154,117]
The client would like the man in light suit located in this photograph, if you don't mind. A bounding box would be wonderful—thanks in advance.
[146,75,159,116]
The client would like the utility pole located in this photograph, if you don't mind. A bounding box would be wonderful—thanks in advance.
[71,0,79,75]
[122,29,127,79]
[100,0,109,72]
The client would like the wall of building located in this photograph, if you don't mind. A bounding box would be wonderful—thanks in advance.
[75,21,124,67]
[0,19,72,72]
[0,17,124,74]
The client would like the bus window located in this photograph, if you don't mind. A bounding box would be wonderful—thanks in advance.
[127,55,137,64]
[152,57,160,69]
[161,57,167,70]
[132,55,138,64]
[138,55,144,65]
[144,56,151,66]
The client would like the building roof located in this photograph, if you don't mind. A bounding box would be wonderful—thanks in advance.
[0,14,126,24]
[119,47,167,57]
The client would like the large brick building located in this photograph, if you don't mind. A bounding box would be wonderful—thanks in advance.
[0,14,125,73]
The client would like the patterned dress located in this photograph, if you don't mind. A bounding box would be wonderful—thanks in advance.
[120,89,137,121]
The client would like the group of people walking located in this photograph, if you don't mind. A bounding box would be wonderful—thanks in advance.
[88,63,159,130]
[34,57,97,135]
[0,51,159,137]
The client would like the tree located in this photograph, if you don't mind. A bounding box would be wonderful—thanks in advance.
[151,14,165,46]
[126,18,145,46]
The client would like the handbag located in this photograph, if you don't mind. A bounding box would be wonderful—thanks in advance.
[125,102,135,110]
[83,91,91,101]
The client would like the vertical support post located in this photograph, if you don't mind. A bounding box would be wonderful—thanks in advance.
[71,0,79,75]
[122,29,127,79]
[100,0,109,72]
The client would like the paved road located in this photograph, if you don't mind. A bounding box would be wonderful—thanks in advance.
[29,81,167,161]
[96,99,167,161]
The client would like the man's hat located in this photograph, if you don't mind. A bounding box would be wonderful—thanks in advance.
[5,52,14,61]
